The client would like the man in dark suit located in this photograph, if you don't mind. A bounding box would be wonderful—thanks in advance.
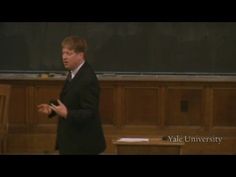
[37,36,106,154]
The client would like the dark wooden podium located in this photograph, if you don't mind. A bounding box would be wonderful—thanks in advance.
[113,138,184,155]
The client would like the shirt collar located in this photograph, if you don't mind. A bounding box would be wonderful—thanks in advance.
[70,61,85,79]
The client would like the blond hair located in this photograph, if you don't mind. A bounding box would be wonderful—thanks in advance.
[61,36,88,58]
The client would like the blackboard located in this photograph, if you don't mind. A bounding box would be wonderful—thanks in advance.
[1,22,236,74]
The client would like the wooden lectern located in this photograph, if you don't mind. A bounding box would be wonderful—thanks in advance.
[113,138,184,155]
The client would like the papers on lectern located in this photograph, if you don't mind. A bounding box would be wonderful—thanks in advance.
[117,138,149,142]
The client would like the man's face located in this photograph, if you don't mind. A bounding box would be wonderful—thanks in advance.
[62,48,82,70]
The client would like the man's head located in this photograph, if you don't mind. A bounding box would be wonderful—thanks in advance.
[61,36,87,70]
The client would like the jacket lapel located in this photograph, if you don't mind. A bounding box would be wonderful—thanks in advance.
[60,61,87,98]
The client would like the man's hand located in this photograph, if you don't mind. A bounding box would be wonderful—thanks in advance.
[49,99,68,119]
[37,104,52,115]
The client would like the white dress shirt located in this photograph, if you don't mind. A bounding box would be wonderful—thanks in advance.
[70,61,85,80]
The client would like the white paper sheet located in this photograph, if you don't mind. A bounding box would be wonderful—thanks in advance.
[117,138,149,142]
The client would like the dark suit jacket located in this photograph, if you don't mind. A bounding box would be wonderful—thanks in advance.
[50,61,106,154]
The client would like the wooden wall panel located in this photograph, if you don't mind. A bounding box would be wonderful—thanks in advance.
[182,137,236,155]
[99,87,115,125]
[124,87,159,125]
[1,79,236,154]
[33,85,61,125]
[8,85,28,133]
[9,86,27,125]
[213,88,236,127]
[7,134,56,153]
[165,87,205,126]
[7,134,29,153]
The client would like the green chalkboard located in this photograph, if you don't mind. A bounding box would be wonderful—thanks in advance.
[0,22,236,74]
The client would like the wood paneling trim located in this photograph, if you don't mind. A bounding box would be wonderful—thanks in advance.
[1,79,236,154]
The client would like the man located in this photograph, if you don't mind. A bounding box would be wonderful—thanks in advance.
[37,36,106,154]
